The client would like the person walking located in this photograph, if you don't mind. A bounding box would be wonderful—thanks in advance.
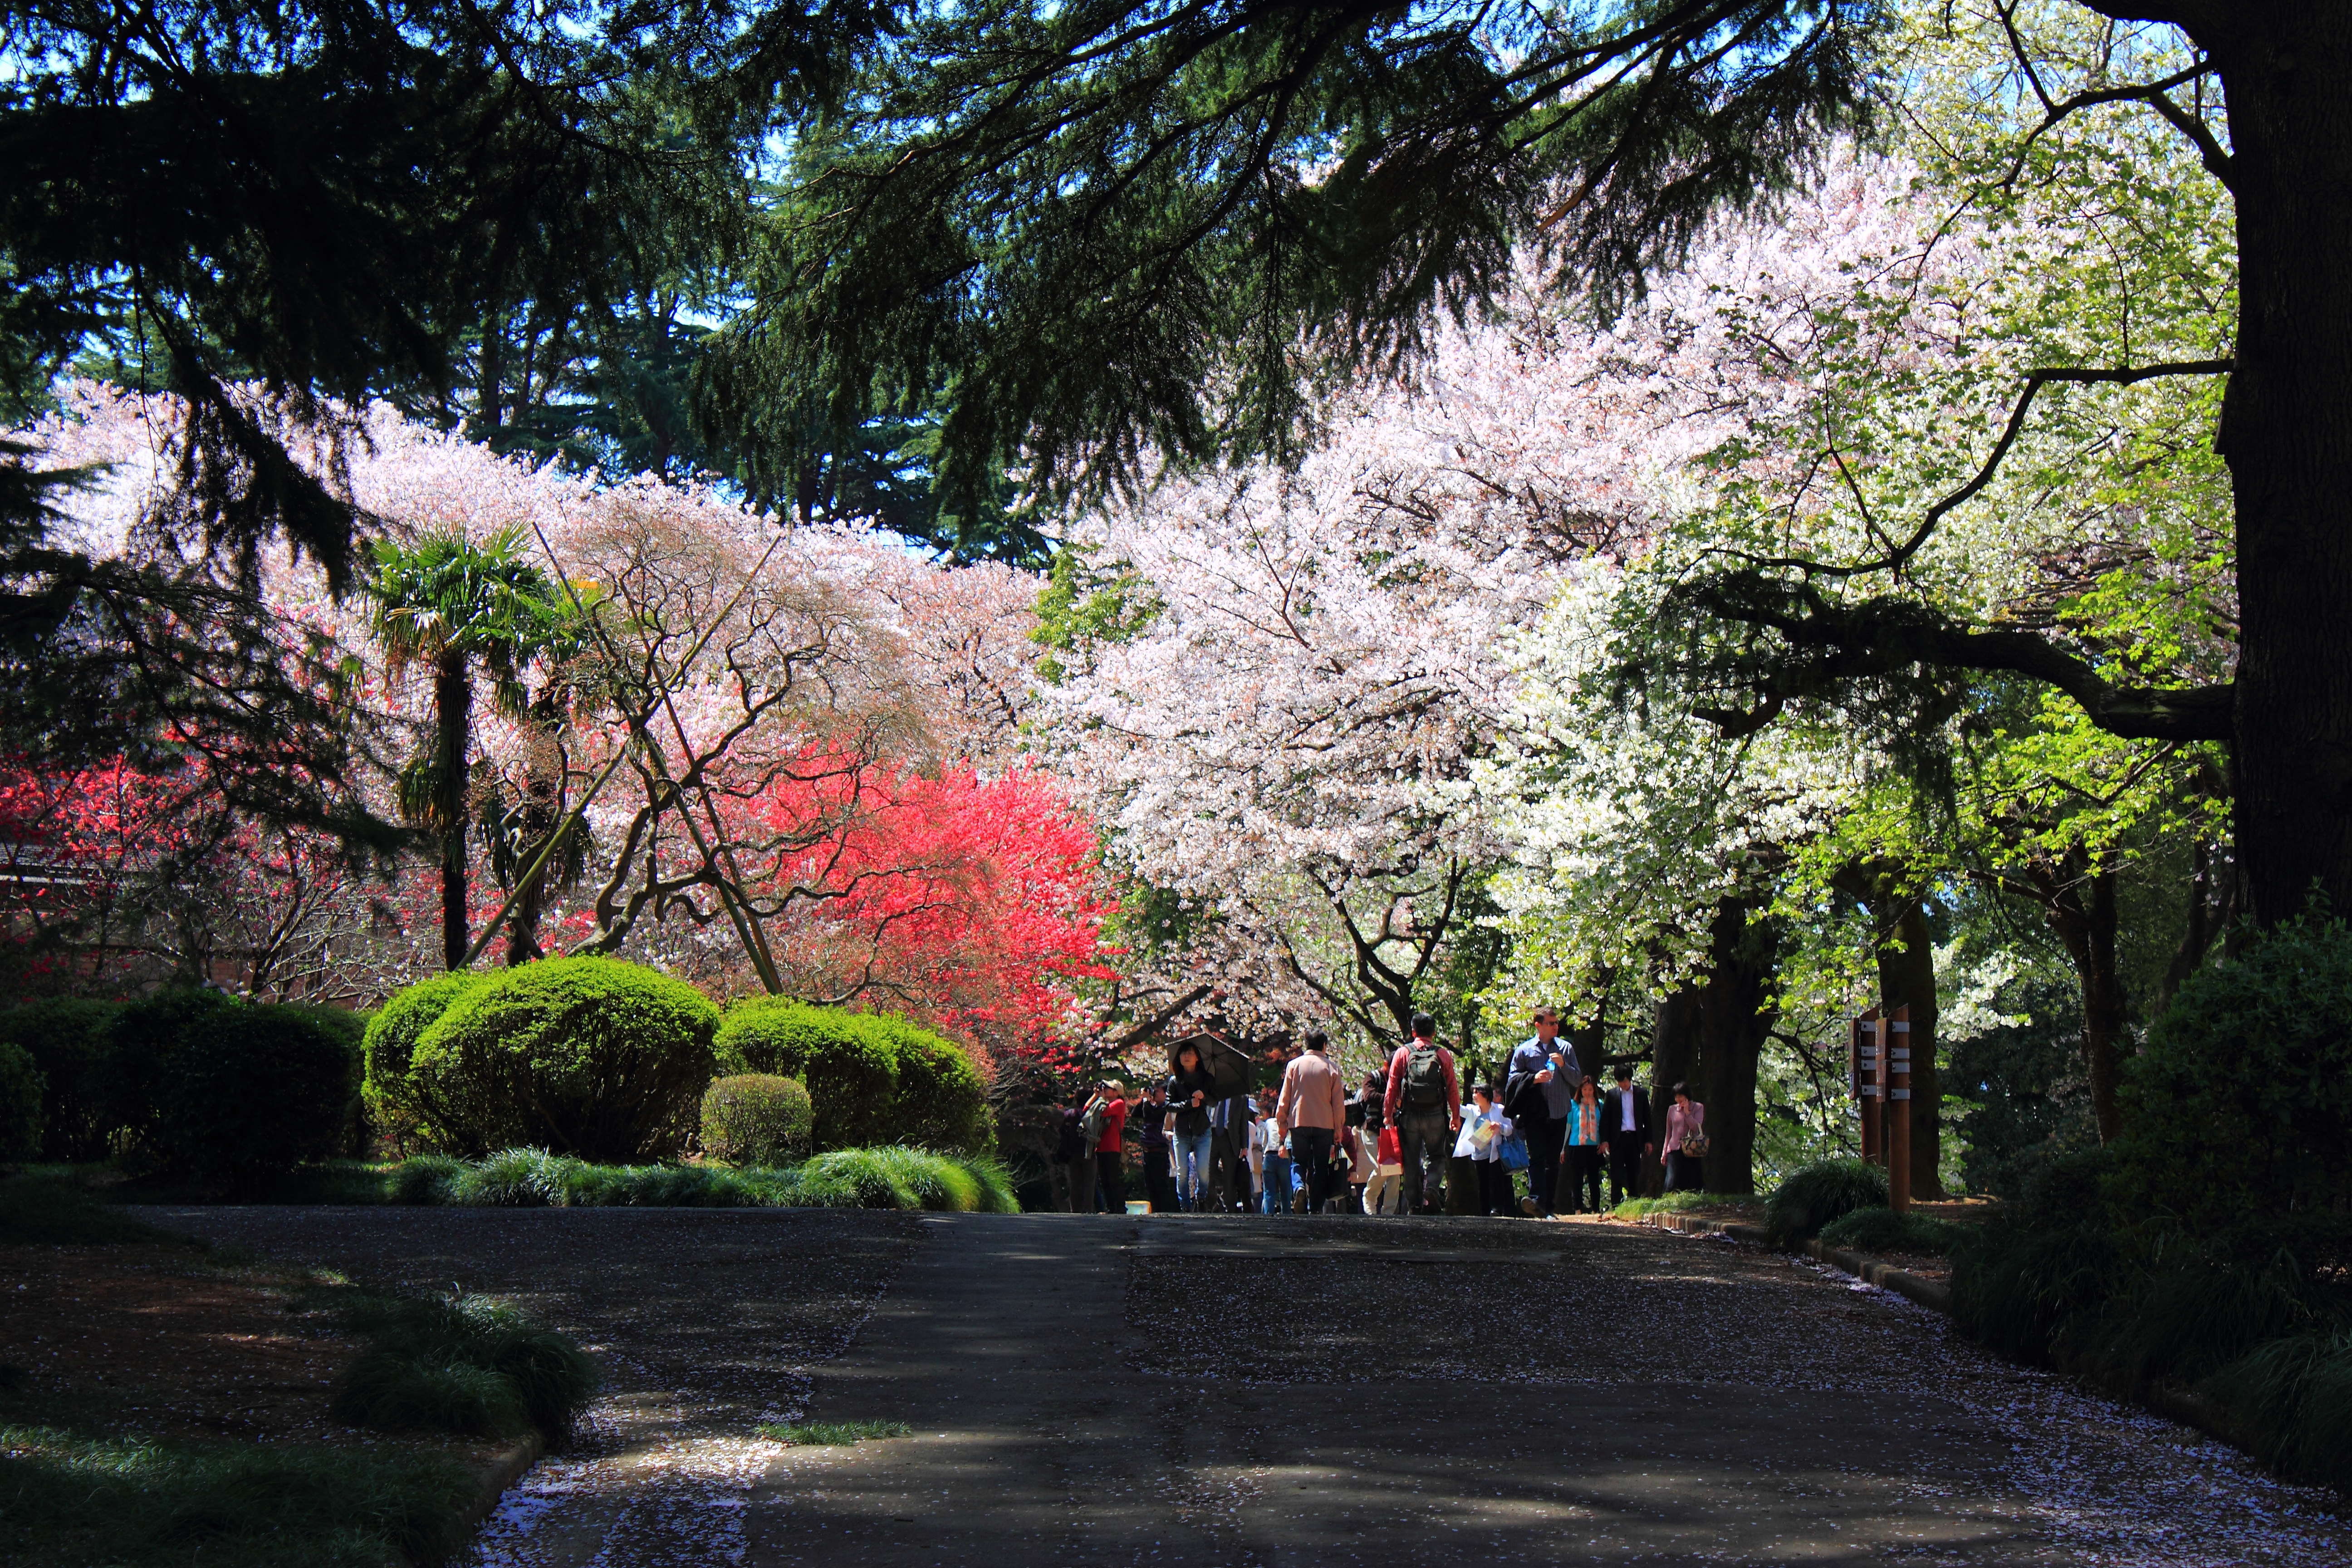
[1167,1042,1220,1212]
[1063,1093,1098,1214]
[1277,1029,1349,1216]
[1364,1122,1405,1214]
[1082,1080,1127,1211]
[1600,1065,1653,1207]
[1382,1014,1462,1215]
[1210,1084,1252,1211]
[1255,1088,1294,1215]
[1562,1075,1605,1214]
[1343,1120,1372,1213]
[1663,1081,1707,1192]
[1505,1006,1579,1216]
[1456,1083,1516,1215]
[1136,1078,1177,1212]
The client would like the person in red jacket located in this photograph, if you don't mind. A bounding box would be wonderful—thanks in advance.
[1382,1014,1461,1215]
[1085,1079,1128,1213]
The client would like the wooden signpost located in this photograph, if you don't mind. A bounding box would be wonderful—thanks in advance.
[1887,1003,1913,1215]
[1850,1007,1882,1166]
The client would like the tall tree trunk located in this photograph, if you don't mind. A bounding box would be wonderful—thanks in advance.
[1693,897,1776,1196]
[2209,10,2352,928]
[2048,868,2130,1143]
[436,650,471,971]
[505,700,563,967]
[1647,986,1699,1197]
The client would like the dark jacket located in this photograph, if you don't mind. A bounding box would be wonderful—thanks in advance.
[1054,1105,1087,1164]
[1134,1094,1170,1149]
[1601,1083,1652,1144]
[1167,1068,1219,1137]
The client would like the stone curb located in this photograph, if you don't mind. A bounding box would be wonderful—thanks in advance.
[401,1431,545,1567]
[1636,1212,2264,1464]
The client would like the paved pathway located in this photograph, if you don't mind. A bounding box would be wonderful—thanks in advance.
[150,1207,2352,1567]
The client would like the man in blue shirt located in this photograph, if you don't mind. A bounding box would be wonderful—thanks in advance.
[1505,1007,1580,1216]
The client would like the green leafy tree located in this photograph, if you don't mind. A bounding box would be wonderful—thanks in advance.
[365,529,563,970]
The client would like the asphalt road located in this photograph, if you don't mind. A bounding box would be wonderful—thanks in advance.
[150,1207,2352,1568]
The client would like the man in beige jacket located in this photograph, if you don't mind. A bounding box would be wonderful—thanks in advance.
[1277,1029,1350,1214]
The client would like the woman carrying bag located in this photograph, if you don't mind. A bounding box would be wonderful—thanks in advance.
[1562,1076,1605,1214]
[1456,1084,1516,1216]
[1664,1081,1707,1193]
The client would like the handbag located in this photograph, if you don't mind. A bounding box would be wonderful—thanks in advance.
[1499,1132,1530,1172]
[1679,1130,1711,1157]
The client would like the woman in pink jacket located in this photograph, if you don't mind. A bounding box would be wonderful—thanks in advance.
[1663,1081,1706,1193]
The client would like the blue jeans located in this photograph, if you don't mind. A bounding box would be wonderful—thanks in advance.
[1260,1155,1294,1214]
[1175,1129,1215,1209]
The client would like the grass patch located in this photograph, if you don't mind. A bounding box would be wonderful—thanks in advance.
[0,1423,474,1568]
[1817,1205,1970,1256]
[0,1175,188,1246]
[755,1418,913,1446]
[1607,1190,1730,1220]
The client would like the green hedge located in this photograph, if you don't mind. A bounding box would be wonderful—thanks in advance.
[714,999,991,1157]
[407,958,717,1161]
[362,972,489,1150]
[700,1073,813,1166]
[0,999,119,1161]
[151,1006,354,1191]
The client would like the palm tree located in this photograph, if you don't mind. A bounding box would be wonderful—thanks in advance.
[366,528,561,970]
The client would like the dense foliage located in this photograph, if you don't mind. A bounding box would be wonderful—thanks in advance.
[2109,915,2352,1229]
[0,1035,40,1160]
[144,1005,356,1190]
[406,958,718,1161]
[1764,1159,1890,1246]
[0,1000,118,1161]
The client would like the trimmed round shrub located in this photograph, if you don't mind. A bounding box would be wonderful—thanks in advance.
[407,957,718,1161]
[2113,913,2352,1230]
[149,1006,356,1191]
[364,972,490,1150]
[1764,1157,1889,1245]
[0,999,120,1161]
[715,999,898,1149]
[714,1000,991,1156]
[700,1073,813,1166]
[866,1014,995,1158]
[0,1037,41,1161]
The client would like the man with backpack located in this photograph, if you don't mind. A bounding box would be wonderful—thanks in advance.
[1382,1014,1462,1215]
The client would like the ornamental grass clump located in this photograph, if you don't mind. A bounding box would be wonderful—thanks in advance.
[1764,1158,1888,1246]
[700,1073,813,1166]
[406,957,718,1161]
[330,1292,598,1441]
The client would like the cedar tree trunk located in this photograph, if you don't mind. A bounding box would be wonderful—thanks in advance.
[1694,897,1776,1196]
[2208,7,2352,926]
